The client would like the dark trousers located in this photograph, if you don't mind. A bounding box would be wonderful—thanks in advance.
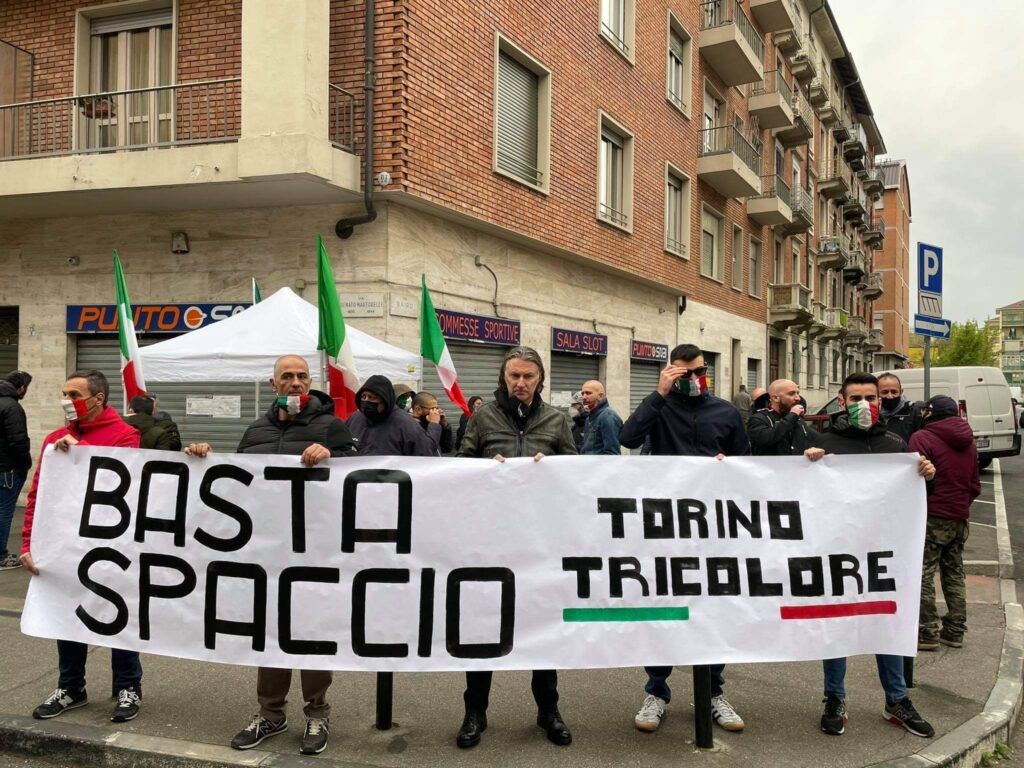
[464,670,559,714]
[644,664,725,702]
[57,640,142,696]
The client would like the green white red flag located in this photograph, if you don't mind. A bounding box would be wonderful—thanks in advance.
[316,235,360,418]
[113,251,147,403]
[420,274,471,417]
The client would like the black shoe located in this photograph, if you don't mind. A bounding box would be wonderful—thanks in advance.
[231,714,288,750]
[884,697,934,738]
[939,630,964,648]
[537,710,572,746]
[456,711,487,749]
[820,695,847,736]
[300,717,329,755]
[111,688,141,723]
[33,688,88,719]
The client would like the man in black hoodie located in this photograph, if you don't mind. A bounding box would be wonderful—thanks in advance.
[620,344,749,736]
[878,373,922,443]
[185,355,355,756]
[346,375,438,457]
[748,379,818,456]
[0,370,32,569]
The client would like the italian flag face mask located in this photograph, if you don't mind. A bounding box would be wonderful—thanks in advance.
[276,394,309,415]
[846,400,879,430]
[674,376,708,397]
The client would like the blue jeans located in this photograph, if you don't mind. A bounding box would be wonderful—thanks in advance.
[822,655,906,705]
[57,640,142,696]
[0,470,26,558]
[644,664,726,702]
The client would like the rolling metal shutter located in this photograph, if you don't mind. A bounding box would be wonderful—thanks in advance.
[549,353,600,406]
[747,359,760,390]
[76,337,261,453]
[420,342,506,410]
[0,345,17,375]
[629,361,662,415]
[91,9,173,35]
[496,51,540,186]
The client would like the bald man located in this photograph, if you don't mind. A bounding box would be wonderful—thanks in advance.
[579,379,623,455]
[748,378,818,456]
[186,355,356,755]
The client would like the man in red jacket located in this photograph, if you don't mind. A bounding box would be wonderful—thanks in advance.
[909,395,981,651]
[20,370,142,723]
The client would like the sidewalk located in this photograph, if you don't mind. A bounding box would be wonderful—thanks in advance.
[0,466,1020,768]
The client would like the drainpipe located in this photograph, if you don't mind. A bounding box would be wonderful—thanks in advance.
[336,0,377,239]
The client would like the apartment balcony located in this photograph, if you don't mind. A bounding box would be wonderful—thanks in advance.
[862,217,886,249]
[747,174,793,226]
[749,0,797,33]
[749,70,794,129]
[832,123,852,143]
[843,194,867,227]
[698,125,762,198]
[791,40,818,84]
[843,249,868,283]
[806,300,828,338]
[781,184,813,235]
[774,88,813,148]
[862,167,884,196]
[808,79,828,106]
[818,306,849,341]
[818,158,851,200]
[843,124,868,171]
[816,99,841,127]
[699,0,766,87]
[844,316,867,346]
[773,28,801,56]
[769,282,813,329]
[817,235,849,270]
[863,272,884,300]
[862,327,884,353]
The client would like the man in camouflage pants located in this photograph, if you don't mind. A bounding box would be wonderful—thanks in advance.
[909,395,981,649]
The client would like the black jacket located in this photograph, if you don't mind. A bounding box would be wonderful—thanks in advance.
[346,375,439,457]
[418,415,453,454]
[153,411,183,451]
[0,380,31,472]
[816,415,910,455]
[882,399,923,444]
[237,390,356,456]
[124,413,177,451]
[620,390,750,457]
[748,407,818,456]
[458,386,577,459]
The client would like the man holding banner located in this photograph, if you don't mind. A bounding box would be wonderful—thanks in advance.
[455,346,577,749]
[186,355,356,755]
[806,371,936,738]
[21,370,143,723]
[620,343,749,735]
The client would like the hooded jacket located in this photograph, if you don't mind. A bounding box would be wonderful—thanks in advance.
[748,407,818,456]
[581,398,623,455]
[345,375,439,457]
[0,379,31,472]
[882,398,923,443]
[816,413,909,455]
[620,390,750,457]
[124,412,177,451]
[22,405,140,555]
[458,384,576,459]
[909,416,981,520]
[236,389,356,456]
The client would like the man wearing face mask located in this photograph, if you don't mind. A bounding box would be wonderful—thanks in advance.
[185,355,355,755]
[804,371,937,738]
[20,370,142,723]
[878,374,922,443]
[748,379,818,456]
[579,379,622,455]
[345,375,438,457]
[411,391,452,454]
[568,392,587,451]
[0,370,32,570]
[620,344,749,736]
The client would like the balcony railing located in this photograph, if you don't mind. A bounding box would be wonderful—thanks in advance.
[790,184,814,221]
[0,79,241,160]
[701,0,765,63]
[699,125,761,175]
[328,84,356,153]
[751,68,793,103]
[755,173,791,205]
[769,282,811,309]
[826,306,849,329]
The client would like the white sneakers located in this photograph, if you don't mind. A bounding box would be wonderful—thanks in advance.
[634,695,667,732]
[711,695,745,732]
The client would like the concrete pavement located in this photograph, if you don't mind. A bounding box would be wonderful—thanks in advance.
[0,461,1020,768]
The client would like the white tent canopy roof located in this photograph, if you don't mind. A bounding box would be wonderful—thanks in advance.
[138,287,421,383]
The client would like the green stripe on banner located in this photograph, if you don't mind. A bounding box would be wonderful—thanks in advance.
[562,607,690,622]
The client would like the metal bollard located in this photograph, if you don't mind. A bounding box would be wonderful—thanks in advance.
[693,665,714,748]
[375,672,393,730]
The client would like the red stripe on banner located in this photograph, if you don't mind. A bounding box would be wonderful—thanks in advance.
[122,361,147,401]
[780,601,897,620]
[328,365,357,420]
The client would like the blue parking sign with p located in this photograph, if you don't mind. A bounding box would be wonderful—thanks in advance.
[917,242,943,294]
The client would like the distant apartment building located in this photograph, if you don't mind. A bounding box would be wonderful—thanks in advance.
[873,159,911,370]
[995,301,1024,386]
[0,0,906,453]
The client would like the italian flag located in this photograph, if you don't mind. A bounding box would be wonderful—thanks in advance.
[420,274,472,417]
[848,401,879,429]
[113,251,147,403]
[316,235,360,418]
[252,277,262,304]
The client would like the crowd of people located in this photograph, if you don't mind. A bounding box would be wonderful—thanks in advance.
[0,339,982,756]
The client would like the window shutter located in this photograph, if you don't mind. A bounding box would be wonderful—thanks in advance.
[497,51,540,185]
[670,31,685,59]
[91,9,173,35]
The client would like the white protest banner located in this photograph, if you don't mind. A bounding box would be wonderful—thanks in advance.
[22,447,926,671]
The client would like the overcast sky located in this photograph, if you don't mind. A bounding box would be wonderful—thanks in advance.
[830,0,1024,324]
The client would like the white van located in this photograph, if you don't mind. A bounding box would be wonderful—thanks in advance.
[876,366,1021,468]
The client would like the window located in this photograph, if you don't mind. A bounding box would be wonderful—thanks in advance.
[597,114,633,230]
[791,339,801,379]
[819,346,828,389]
[601,0,635,61]
[665,166,690,256]
[494,38,551,191]
[666,17,692,115]
[773,239,783,284]
[731,225,743,289]
[749,237,762,298]
[703,85,725,150]
[701,207,724,280]
[792,245,801,284]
